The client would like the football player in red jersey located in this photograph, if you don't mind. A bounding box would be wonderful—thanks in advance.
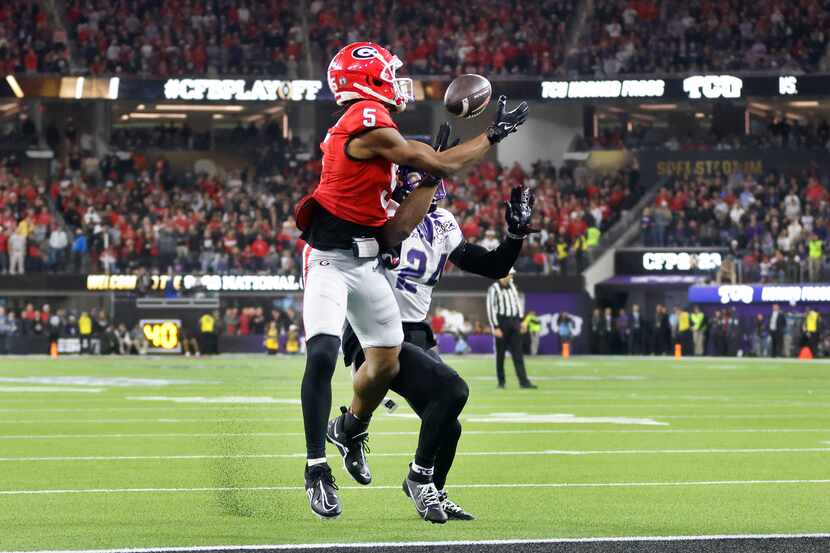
[296,41,528,518]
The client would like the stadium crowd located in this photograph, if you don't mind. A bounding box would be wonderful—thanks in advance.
[309,0,575,76]
[640,167,830,283]
[569,0,830,76]
[0,139,641,276]
[0,0,70,74]
[64,0,304,76]
[3,0,830,77]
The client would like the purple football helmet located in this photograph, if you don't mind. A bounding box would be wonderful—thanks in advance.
[392,165,445,211]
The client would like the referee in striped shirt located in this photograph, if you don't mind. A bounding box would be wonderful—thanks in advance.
[487,269,536,389]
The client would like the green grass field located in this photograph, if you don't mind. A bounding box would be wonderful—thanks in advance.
[0,354,828,552]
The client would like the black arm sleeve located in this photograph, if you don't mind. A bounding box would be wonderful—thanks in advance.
[449,237,523,279]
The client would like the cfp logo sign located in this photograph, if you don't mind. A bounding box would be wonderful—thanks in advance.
[717,285,754,304]
[683,75,743,99]
[642,252,721,272]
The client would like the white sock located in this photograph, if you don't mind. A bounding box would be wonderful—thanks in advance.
[307,457,327,467]
[411,462,434,476]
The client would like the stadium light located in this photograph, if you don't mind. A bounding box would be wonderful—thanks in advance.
[789,100,819,108]
[639,103,677,110]
[154,104,244,112]
[108,77,120,100]
[128,113,187,119]
[74,77,84,99]
[5,75,24,98]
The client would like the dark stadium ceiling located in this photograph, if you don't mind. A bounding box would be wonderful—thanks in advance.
[595,99,830,125]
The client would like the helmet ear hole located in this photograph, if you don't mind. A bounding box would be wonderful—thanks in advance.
[373,79,383,87]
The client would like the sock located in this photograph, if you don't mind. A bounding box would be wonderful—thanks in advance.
[343,409,370,436]
[307,457,327,467]
[411,462,434,476]
[409,461,434,484]
[301,335,339,458]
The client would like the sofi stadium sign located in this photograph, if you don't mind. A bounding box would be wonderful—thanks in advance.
[689,284,830,305]
[163,78,323,101]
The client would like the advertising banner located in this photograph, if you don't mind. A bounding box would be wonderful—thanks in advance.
[689,284,830,305]
[9,73,830,103]
[639,150,830,187]
[615,248,727,275]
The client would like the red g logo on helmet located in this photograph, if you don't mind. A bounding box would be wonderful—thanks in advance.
[327,42,414,112]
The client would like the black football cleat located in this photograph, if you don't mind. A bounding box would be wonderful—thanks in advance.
[402,474,448,524]
[439,490,475,520]
[326,406,372,485]
[520,382,538,389]
[304,463,341,518]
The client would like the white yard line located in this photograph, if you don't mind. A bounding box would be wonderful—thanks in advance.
[2,480,829,497]
[0,447,828,462]
[2,413,829,425]
[3,535,830,553]
[2,428,829,440]
[0,387,105,393]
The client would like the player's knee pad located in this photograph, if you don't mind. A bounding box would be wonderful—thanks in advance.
[304,334,340,381]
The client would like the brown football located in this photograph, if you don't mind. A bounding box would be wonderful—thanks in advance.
[443,74,492,119]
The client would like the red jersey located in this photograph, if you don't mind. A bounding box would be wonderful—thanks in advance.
[312,100,398,227]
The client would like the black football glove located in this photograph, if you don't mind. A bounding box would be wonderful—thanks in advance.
[380,245,402,269]
[505,186,538,239]
[433,121,451,151]
[487,95,529,144]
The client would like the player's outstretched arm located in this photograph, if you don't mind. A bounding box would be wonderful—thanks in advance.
[449,185,538,278]
[380,184,439,249]
[377,124,453,249]
[350,96,528,178]
[449,239,523,279]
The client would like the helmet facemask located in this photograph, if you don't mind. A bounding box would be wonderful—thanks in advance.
[393,167,445,212]
[353,52,414,111]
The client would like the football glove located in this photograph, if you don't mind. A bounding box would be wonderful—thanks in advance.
[505,186,538,239]
[380,245,402,270]
[487,95,529,144]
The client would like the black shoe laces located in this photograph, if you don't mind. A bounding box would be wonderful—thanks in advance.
[352,432,371,455]
[313,465,338,490]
